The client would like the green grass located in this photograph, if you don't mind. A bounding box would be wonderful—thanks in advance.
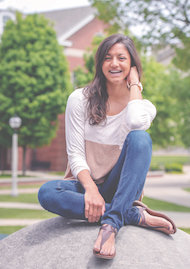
[0,226,26,235]
[183,188,190,193]
[0,208,55,219]
[143,196,190,212]
[0,193,39,203]
[0,184,43,190]
[151,156,190,166]
[48,171,65,176]
[180,228,190,234]
[0,174,36,178]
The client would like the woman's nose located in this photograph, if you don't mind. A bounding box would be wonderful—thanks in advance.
[111,57,119,67]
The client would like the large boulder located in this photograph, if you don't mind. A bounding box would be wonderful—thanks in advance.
[0,217,190,269]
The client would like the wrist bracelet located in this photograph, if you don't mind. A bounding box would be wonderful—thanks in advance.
[127,81,143,92]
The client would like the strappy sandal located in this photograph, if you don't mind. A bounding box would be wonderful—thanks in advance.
[133,200,177,234]
[93,224,117,259]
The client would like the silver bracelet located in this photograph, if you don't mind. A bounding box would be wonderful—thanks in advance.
[127,81,143,92]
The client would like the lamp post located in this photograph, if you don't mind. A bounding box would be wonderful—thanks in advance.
[9,114,22,197]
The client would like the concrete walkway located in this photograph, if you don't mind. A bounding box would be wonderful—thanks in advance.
[0,167,190,228]
[145,165,190,207]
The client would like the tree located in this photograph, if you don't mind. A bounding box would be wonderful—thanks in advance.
[74,36,104,88]
[141,58,179,147]
[0,12,72,173]
[90,0,190,70]
[169,70,190,147]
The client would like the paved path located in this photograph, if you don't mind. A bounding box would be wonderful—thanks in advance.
[0,202,43,210]
[0,168,190,228]
[145,165,190,207]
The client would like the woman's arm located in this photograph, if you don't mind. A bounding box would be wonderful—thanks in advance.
[65,89,90,178]
[126,67,157,131]
[65,89,105,222]
[126,99,157,131]
[127,66,143,101]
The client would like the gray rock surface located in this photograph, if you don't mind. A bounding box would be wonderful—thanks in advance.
[0,217,190,269]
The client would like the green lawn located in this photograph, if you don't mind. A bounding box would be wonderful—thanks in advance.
[0,208,55,219]
[0,193,39,203]
[0,184,43,190]
[179,228,190,234]
[0,226,26,235]
[48,171,65,176]
[151,155,190,166]
[183,188,190,193]
[142,197,190,212]
[0,174,36,178]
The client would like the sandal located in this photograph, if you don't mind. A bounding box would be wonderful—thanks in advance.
[93,224,117,259]
[133,200,177,234]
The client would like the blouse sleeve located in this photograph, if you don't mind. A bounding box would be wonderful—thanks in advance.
[65,89,90,179]
[126,99,157,131]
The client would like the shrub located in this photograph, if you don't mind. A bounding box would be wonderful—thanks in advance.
[149,164,163,171]
[165,163,183,173]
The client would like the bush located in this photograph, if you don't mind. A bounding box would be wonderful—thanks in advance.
[149,164,163,171]
[165,163,183,173]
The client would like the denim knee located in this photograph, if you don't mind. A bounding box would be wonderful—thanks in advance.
[126,130,152,152]
[38,183,46,208]
[38,181,53,209]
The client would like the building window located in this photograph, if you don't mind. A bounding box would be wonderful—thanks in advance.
[3,15,11,30]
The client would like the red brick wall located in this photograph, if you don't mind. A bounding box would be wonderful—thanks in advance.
[35,114,67,171]
[67,56,84,72]
[69,18,106,50]
[18,147,34,171]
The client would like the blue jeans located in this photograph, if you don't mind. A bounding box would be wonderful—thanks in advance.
[38,130,152,231]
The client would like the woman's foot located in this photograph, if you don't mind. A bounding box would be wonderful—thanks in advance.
[133,201,176,234]
[93,224,117,259]
[138,207,174,234]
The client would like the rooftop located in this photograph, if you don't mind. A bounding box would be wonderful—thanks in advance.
[40,6,96,46]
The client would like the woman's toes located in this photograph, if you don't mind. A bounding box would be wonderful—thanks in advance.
[93,232,102,252]
[143,210,174,234]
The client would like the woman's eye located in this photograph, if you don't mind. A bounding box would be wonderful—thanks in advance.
[105,57,111,60]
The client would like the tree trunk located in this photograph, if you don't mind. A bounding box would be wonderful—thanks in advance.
[22,145,26,175]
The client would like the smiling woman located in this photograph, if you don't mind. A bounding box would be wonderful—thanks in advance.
[38,33,177,260]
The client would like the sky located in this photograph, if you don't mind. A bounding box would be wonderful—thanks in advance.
[0,0,143,37]
[0,0,90,13]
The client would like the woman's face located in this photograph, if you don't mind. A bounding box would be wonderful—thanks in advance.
[102,43,131,85]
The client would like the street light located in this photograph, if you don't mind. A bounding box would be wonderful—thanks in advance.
[9,114,22,197]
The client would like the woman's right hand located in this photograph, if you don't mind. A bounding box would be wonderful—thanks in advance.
[84,186,105,223]
[77,169,105,223]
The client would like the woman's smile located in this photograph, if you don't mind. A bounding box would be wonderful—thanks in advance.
[109,70,122,75]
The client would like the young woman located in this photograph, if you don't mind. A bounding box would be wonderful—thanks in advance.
[38,34,176,259]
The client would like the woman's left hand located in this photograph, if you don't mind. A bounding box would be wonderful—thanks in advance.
[126,66,139,84]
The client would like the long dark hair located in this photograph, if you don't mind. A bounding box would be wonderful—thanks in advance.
[83,34,142,125]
